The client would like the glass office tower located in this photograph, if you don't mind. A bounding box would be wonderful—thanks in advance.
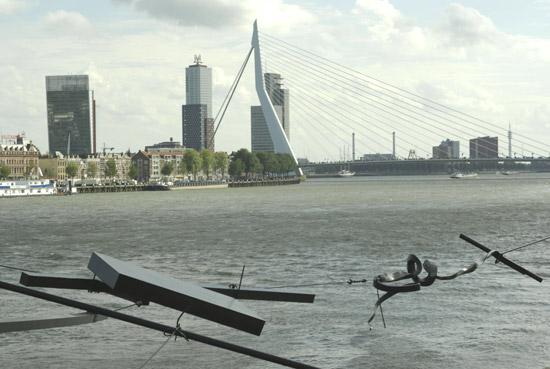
[46,75,91,155]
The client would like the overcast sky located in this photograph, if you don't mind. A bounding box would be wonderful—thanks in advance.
[1,0,549,159]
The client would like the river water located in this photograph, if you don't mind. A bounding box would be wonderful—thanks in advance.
[1,174,549,369]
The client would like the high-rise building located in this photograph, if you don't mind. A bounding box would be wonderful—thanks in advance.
[432,139,460,159]
[182,56,214,151]
[251,73,290,152]
[46,75,91,155]
[185,55,212,117]
[182,105,215,151]
[251,105,284,152]
[470,136,498,159]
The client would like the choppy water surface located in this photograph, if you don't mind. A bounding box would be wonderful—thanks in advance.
[1,174,550,369]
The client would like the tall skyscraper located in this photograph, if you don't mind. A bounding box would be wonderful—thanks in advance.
[182,56,214,150]
[251,72,290,152]
[46,75,91,155]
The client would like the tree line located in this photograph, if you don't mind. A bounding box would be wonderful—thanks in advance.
[159,149,229,181]
[228,149,297,178]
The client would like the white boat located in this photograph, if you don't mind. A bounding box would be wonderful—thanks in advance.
[500,170,518,176]
[0,180,57,197]
[450,172,478,179]
[338,169,355,178]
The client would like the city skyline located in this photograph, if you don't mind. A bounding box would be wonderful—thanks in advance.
[1,0,549,161]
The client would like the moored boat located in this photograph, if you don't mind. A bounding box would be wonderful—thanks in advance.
[450,172,478,179]
[0,180,57,197]
[337,169,355,178]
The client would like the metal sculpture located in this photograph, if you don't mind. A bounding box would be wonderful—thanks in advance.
[368,234,543,326]
[0,252,317,369]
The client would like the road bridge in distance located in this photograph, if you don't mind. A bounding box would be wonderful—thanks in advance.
[303,158,550,176]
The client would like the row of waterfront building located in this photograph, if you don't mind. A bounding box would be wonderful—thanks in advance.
[0,135,223,183]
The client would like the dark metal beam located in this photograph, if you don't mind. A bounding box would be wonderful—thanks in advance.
[459,234,543,282]
[20,273,315,304]
[88,253,265,335]
[19,272,150,305]
[204,285,315,303]
[0,280,320,369]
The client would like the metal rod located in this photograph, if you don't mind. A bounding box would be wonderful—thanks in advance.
[236,265,245,300]
[376,289,386,328]
[0,280,320,369]
[459,234,543,283]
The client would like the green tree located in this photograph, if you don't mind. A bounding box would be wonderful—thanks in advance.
[184,150,202,180]
[249,153,263,177]
[86,162,98,178]
[104,159,117,178]
[161,161,174,177]
[200,149,215,178]
[231,148,252,174]
[66,162,79,179]
[128,164,138,180]
[0,164,10,179]
[254,152,269,176]
[278,154,296,176]
[228,159,244,178]
[214,151,229,177]
[177,159,188,177]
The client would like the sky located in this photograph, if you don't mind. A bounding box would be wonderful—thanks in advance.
[1,0,549,160]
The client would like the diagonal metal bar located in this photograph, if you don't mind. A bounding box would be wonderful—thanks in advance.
[0,280,321,369]
[459,234,543,282]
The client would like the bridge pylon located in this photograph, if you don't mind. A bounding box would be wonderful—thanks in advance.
[251,21,303,176]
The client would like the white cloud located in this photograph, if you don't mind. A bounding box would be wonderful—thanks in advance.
[113,0,246,28]
[43,10,93,35]
[112,0,314,31]
[0,0,29,15]
[440,3,501,47]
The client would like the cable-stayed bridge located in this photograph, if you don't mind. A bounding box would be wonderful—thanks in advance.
[214,22,550,176]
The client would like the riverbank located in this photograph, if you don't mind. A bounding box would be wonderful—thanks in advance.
[228,178,300,187]
[73,178,300,194]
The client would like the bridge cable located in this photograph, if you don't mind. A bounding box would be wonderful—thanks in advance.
[260,32,550,154]
[261,42,542,158]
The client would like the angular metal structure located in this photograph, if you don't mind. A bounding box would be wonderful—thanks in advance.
[88,252,265,335]
[20,273,315,303]
[251,20,303,176]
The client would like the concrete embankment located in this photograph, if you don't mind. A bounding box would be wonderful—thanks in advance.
[228,178,301,187]
[75,178,300,193]
[171,184,228,190]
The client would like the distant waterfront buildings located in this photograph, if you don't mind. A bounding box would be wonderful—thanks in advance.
[0,135,40,178]
[182,56,214,151]
[46,75,92,156]
[432,139,460,159]
[145,137,185,152]
[40,152,131,182]
[361,153,394,161]
[470,136,498,159]
[251,72,290,152]
[132,150,184,182]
